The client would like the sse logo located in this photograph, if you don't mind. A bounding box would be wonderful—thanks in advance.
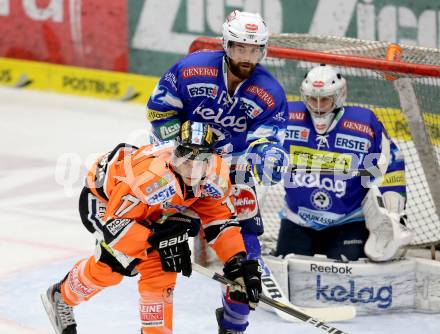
[146,184,177,205]
[335,133,371,153]
[203,183,222,198]
[240,97,264,119]
[187,83,218,98]
[286,125,310,142]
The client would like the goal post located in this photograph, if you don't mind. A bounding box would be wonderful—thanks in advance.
[189,34,440,253]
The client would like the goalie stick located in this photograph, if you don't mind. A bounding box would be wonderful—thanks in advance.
[192,263,351,334]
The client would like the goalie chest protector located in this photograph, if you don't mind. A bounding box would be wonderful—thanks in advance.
[282,101,405,230]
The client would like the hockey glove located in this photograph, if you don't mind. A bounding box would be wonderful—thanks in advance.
[248,143,288,186]
[223,254,262,310]
[148,223,192,277]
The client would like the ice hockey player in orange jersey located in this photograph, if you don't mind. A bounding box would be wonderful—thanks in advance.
[41,121,262,334]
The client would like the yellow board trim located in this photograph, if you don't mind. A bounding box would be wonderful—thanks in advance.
[0,57,158,104]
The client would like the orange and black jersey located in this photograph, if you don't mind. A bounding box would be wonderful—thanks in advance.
[86,141,245,263]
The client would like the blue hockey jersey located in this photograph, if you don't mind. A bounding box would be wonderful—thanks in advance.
[146,50,287,156]
[283,101,406,230]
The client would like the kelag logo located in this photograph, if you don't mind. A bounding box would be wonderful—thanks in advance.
[316,275,393,309]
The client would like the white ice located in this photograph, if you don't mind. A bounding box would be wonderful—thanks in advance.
[0,87,439,334]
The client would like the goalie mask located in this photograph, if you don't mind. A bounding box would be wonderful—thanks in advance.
[172,121,215,186]
[301,64,347,134]
[222,10,268,78]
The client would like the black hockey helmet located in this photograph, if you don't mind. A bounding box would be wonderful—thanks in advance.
[175,121,215,160]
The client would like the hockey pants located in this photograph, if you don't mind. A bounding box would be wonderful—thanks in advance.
[62,187,177,333]
[61,252,176,334]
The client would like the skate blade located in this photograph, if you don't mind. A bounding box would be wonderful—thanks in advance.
[40,293,62,334]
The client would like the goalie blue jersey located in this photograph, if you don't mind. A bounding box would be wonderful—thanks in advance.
[283,101,406,230]
[146,50,287,155]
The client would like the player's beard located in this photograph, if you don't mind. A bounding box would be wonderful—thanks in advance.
[227,58,257,80]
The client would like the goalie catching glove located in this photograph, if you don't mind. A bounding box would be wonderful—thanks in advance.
[247,141,288,186]
[223,253,263,310]
[148,223,192,277]
[362,187,414,262]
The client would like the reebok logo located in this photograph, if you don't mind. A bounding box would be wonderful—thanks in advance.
[310,263,353,275]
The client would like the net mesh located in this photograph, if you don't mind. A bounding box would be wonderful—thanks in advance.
[190,34,440,251]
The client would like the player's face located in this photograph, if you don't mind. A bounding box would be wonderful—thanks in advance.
[173,157,209,186]
[305,95,335,116]
[227,42,262,79]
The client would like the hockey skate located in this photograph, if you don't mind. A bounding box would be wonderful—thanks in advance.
[41,282,77,334]
[216,308,244,334]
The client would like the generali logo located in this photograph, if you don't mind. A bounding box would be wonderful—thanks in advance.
[289,112,306,121]
[181,66,218,79]
[245,85,275,109]
[245,23,258,32]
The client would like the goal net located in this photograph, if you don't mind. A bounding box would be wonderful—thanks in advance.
[189,34,440,255]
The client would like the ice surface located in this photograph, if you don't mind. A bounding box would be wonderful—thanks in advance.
[0,87,439,333]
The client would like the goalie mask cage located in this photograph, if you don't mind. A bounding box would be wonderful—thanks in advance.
[189,34,440,254]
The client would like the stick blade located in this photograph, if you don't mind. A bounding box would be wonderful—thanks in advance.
[275,304,356,322]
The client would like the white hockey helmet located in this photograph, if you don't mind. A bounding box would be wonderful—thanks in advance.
[300,64,347,134]
[222,10,269,62]
[301,64,347,111]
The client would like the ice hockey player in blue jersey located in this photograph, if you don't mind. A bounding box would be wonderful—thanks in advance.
[276,64,413,262]
[146,10,288,334]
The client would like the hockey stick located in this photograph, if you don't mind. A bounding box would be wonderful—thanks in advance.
[260,271,356,322]
[231,164,380,177]
[192,263,350,334]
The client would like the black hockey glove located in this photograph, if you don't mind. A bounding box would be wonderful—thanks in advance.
[223,254,262,310]
[148,223,192,277]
